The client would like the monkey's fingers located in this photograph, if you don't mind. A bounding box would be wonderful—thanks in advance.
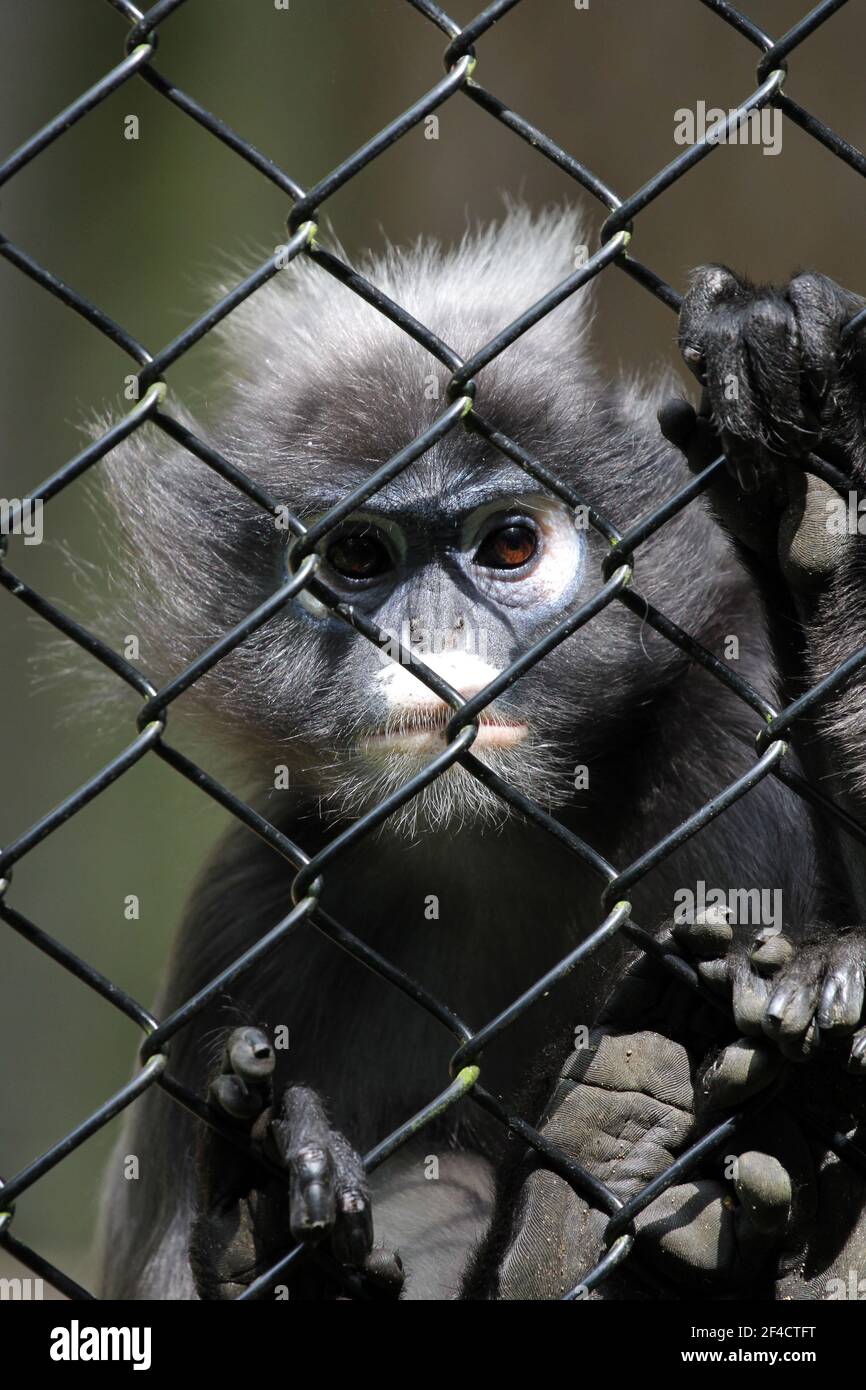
[191,1026,280,1299]
[269,1087,336,1239]
[761,931,866,1062]
[208,1024,275,1121]
[665,268,866,587]
[269,1086,373,1268]
[727,935,794,1038]
[328,1131,374,1268]
[676,927,809,1049]
[704,929,866,1062]
[197,1024,277,1214]
[678,267,826,475]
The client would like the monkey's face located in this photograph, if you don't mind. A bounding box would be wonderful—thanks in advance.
[286,475,589,832]
[105,208,713,836]
[254,385,708,836]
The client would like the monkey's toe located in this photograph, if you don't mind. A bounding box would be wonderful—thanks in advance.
[734,1151,792,1237]
[671,910,733,960]
[698,1037,783,1111]
[359,1245,405,1299]
[227,1024,275,1080]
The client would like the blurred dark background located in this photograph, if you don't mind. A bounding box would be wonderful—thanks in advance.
[2,0,864,1288]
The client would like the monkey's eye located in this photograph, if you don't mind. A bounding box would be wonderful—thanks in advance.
[325,529,393,581]
[474,520,539,571]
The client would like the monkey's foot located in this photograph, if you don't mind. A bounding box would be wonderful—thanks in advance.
[490,1025,794,1299]
[675,920,866,1068]
[190,1026,401,1299]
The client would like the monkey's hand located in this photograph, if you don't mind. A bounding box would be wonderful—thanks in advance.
[493,1023,794,1299]
[673,919,866,1070]
[189,1026,403,1299]
[659,267,866,593]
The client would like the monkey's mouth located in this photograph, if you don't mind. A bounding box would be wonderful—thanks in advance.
[360,706,528,755]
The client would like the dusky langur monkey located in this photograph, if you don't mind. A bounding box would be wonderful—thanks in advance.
[95,208,829,1299]
[477,266,866,1300]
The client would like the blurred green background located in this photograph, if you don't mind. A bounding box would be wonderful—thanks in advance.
[2,0,865,1291]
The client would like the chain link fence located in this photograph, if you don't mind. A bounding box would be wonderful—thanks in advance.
[2,0,866,1300]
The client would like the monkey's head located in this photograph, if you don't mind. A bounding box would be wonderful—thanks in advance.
[103,205,730,835]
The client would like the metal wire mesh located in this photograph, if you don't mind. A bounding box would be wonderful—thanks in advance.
[2,0,866,1301]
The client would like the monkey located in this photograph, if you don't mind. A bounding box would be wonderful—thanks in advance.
[93,206,828,1299]
[472,265,866,1300]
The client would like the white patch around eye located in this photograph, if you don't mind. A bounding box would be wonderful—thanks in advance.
[463,494,585,603]
[535,503,586,604]
[375,649,502,708]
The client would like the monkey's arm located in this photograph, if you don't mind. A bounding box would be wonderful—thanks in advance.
[659,268,866,1053]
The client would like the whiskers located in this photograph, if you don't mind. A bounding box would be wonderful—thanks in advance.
[313,719,573,839]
